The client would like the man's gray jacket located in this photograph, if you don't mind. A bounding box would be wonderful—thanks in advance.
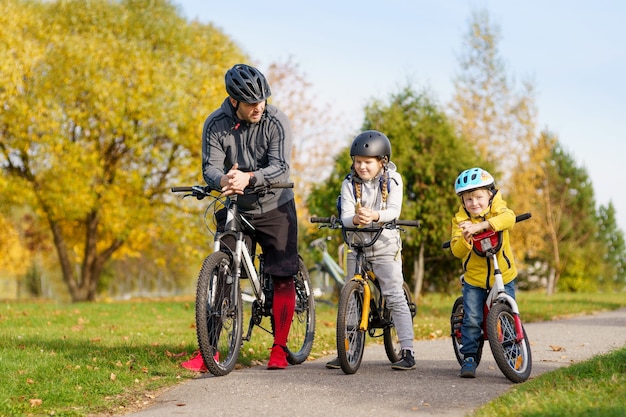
[202,98,294,213]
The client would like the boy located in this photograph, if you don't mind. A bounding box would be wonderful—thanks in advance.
[450,167,517,378]
[326,130,416,370]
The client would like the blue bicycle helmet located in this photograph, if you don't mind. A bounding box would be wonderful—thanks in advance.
[454,167,495,196]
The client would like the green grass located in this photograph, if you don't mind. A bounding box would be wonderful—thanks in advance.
[472,347,626,417]
[0,291,624,416]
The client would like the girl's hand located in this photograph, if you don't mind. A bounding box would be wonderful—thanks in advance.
[355,207,379,225]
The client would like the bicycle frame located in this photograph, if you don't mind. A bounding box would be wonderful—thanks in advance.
[474,230,525,343]
[215,194,266,309]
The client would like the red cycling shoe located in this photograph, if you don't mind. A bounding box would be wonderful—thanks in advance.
[267,344,289,370]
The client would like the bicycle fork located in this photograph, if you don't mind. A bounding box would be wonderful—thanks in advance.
[352,273,375,331]
[490,254,525,343]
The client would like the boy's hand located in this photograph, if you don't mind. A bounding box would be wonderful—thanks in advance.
[459,220,491,241]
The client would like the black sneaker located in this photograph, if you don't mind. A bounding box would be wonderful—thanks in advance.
[325,357,341,369]
[391,349,416,370]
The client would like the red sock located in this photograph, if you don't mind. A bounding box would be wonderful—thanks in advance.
[272,276,296,347]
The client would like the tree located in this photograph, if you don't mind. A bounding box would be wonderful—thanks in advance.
[596,202,626,290]
[0,0,246,301]
[534,134,599,294]
[450,8,537,185]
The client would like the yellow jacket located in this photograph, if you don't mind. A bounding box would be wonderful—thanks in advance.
[450,192,517,289]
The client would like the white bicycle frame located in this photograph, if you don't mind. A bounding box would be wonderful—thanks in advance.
[477,234,525,342]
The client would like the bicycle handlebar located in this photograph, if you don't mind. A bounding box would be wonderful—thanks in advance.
[310,216,421,228]
[171,183,294,199]
[441,212,532,249]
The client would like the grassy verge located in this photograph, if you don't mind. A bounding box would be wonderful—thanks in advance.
[0,291,624,416]
[472,347,626,417]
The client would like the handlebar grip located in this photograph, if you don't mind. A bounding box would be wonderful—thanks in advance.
[442,241,451,249]
[171,186,194,193]
[396,220,421,227]
[310,216,332,223]
[269,182,294,189]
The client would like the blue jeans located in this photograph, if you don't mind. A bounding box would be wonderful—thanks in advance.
[460,281,516,358]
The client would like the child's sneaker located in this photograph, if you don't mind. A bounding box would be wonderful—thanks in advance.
[267,344,289,370]
[181,350,207,372]
[460,357,477,378]
[325,357,341,369]
[391,349,416,370]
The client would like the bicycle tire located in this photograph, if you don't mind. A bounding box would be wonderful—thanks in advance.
[486,302,532,383]
[336,279,366,374]
[286,256,316,365]
[196,252,243,377]
[383,282,414,363]
[450,296,484,366]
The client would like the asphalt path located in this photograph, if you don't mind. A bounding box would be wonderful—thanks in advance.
[121,308,626,417]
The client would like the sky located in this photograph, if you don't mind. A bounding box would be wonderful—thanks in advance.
[174,0,626,231]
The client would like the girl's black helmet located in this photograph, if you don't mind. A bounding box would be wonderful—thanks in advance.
[225,64,271,103]
[350,130,392,161]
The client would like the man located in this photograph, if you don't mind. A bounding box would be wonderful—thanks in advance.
[202,64,298,370]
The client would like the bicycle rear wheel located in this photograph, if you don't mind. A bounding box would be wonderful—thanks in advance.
[196,252,243,377]
[336,279,366,374]
[486,302,532,383]
[450,296,484,366]
[383,282,414,363]
[286,256,316,365]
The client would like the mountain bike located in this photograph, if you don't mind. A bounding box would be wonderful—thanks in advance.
[308,236,346,303]
[172,184,315,376]
[444,213,532,383]
[310,215,419,374]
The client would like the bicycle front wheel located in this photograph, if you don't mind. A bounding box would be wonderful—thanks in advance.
[286,256,316,365]
[196,252,243,377]
[383,282,414,363]
[336,279,366,374]
[486,302,532,383]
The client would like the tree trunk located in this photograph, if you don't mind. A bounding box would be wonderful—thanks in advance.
[48,210,124,302]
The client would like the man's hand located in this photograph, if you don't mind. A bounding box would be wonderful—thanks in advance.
[220,163,249,196]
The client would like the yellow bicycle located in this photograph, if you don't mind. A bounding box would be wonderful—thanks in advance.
[311,216,419,374]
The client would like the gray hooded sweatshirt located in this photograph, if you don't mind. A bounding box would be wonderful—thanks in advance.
[202,98,294,213]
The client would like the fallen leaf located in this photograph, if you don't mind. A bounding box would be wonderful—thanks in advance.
[29,399,42,407]
[110,373,116,381]
[550,345,565,352]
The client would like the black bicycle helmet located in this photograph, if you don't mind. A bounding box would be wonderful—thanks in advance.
[225,64,271,103]
[350,130,392,161]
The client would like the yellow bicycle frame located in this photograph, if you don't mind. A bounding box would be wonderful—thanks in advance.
[354,271,377,331]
